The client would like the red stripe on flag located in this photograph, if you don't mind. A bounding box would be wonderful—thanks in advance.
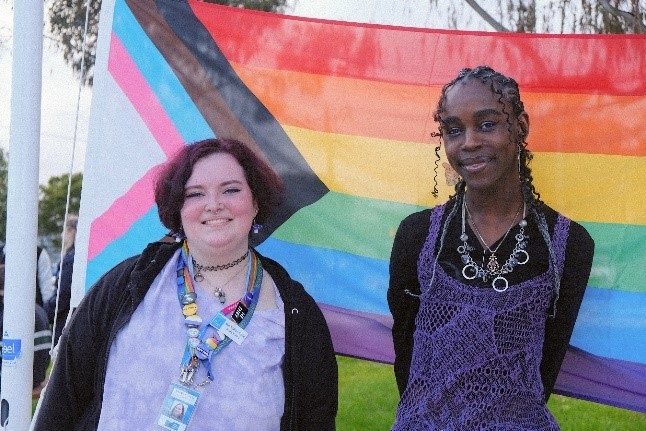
[189,1,645,96]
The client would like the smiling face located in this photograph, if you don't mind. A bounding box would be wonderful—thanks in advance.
[180,152,258,262]
[171,403,184,419]
[440,79,528,194]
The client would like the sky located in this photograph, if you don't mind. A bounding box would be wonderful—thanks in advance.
[0,1,92,185]
[0,0,491,185]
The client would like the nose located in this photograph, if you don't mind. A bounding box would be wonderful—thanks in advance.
[205,199,223,212]
[462,128,481,151]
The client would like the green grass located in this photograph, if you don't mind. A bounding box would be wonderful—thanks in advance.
[337,355,646,430]
[31,355,646,429]
[337,356,400,430]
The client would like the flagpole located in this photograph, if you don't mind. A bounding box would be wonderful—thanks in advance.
[0,0,44,429]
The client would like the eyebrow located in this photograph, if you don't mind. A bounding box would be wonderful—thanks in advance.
[473,108,503,118]
[441,108,502,125]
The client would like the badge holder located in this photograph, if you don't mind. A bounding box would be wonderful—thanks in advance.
[157,383,200,431]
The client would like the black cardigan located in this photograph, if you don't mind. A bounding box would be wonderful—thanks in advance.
[33,241,337,430]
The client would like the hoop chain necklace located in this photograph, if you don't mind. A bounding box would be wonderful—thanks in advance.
[458,199,529,292]
[192,251,248,283]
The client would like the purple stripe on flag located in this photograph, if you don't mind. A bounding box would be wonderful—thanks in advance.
[319,303,394,364]
[555,345,646,413]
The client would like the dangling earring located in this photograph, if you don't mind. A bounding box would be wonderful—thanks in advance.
[252,219,262,234]
[517,132,525,175]
[442,162,460,187]
[171,228,186,242]
[431,131,443,198]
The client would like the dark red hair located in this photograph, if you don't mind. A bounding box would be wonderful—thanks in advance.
[154,138,283,233]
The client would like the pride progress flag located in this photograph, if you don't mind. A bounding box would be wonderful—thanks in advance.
[74,0,645,412]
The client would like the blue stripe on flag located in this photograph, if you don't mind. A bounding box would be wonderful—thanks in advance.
[86,207,167,289]
[570,286,646,364]
[112,0,212,142]
[257,237,389,316]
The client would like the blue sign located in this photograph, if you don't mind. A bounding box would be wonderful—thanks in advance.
[1,339,21,361]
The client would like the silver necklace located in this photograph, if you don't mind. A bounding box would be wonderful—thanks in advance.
[192,251,248,282]
[458,199,529,292]
[192,251,249,303]
[207,263,247,304]
[465,200,522,274]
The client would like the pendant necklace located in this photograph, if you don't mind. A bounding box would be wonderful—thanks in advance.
[465,201,521,274]
[202,262,247,304]
[458,198,529,292]
[192,251,248,282]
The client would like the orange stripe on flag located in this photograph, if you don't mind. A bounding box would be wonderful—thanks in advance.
[232,63,645,157]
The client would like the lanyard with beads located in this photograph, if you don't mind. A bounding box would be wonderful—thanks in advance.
[175,241,262,386]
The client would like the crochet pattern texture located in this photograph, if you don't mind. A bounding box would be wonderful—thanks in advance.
[392,205,570,431]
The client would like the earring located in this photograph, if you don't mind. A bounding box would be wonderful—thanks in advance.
[442,162,460,187]
[252,219,262,234]
[171,228,185,242]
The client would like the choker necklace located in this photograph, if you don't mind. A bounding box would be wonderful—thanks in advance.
[192,251,248,283]
[458,199,529,292]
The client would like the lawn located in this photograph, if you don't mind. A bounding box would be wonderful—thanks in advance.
[31,355,646,429]
[337,355,646,430]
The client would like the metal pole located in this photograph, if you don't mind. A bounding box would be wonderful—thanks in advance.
[1,0,44,429]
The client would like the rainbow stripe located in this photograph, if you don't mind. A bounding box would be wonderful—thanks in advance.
[81,0,646,412]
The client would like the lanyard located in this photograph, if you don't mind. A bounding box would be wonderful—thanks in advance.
[175,242,262,386]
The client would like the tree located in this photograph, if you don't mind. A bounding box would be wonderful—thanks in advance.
[47,0,288,86]
[48,0,101,86]
[38,172,83,249]
[443,0,645,34]
[0,148,8,242]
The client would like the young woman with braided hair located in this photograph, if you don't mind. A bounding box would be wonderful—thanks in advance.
[388,66,594,430]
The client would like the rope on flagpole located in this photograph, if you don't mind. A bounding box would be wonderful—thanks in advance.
[31,1,92,428]
[50,0,92,359]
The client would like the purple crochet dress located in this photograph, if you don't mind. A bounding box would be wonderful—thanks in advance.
[392,204,570,431]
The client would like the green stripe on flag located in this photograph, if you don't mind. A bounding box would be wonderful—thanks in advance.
[273,194,644,294]
[582,221,646,293]
[272,191,425,261]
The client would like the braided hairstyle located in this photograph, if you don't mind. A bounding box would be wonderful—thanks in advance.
[432,65,539,206]
[430,66,561,314]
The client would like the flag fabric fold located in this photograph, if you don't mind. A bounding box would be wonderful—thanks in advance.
[76,0,646,413]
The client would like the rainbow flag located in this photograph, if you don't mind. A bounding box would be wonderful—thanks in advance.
[77,0,646,412]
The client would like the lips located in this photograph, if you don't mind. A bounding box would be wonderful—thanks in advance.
[202,217,230,226]
[459,156,492,172]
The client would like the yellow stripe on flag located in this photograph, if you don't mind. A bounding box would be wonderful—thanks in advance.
[286,126,645,226]
[533,153,645,225]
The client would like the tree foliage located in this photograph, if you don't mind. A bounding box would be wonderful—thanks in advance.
[451,0,645,34]
[38,172,83,248]
[206,0,287,12]
[48,0,101,86]
[0,149,81,247]
[47,0,288,86]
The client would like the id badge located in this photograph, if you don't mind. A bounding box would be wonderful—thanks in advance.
[157,383,200,431]
[212,313,248,345]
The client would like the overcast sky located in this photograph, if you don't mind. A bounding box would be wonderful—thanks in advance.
[0,0,492,184]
